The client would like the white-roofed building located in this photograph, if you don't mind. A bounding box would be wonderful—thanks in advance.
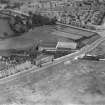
[56,41,77,49]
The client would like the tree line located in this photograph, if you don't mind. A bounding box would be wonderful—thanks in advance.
[8,12,57,34]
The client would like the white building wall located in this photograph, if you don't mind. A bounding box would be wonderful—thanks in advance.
[56,41,77,49]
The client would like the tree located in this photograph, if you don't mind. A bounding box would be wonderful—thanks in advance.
[0,0,9,4]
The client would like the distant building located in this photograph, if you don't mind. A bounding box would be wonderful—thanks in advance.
[20,2,38,13]
[0,4,7,9]
[39,0,51,9]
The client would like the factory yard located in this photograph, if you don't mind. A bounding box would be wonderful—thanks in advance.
[0,59,105,105]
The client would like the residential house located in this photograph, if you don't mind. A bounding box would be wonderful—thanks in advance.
[20,2,39,13]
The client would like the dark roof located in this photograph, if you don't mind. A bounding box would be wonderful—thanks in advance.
[39,41,57,48]
[52,31,83,40]
[81,34,100,45]
[57,26,96,37]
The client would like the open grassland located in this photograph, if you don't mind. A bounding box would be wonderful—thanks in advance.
[0,25,62,50]
[0,59,105,105]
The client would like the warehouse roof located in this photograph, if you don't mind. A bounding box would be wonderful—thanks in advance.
[39,41,57,48]
[57,26,96,37]
[52,31,83,40]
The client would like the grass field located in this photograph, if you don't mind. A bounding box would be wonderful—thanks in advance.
[0,25,71,56]
[0,59,105,105]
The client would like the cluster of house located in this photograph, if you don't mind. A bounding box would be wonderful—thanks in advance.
[17,0,105,28]
[0,0,104,28]
[19,0,67,16]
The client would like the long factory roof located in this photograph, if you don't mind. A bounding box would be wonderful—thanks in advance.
[52,31,83,40]
[55,24,96,37]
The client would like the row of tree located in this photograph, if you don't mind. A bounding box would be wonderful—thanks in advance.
[27,12,57,28]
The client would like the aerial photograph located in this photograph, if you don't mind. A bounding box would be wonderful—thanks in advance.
[0,0,105,105]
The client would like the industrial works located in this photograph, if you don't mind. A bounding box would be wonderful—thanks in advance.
[0,0,105,105]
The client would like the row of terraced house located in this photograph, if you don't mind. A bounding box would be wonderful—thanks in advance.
[18,0,105,27]
[1,0,104,26]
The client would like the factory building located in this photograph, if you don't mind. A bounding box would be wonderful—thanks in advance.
[52,30,83,41]
[56,41,77,49]
[38,41,57,52]
[55,25,97,38]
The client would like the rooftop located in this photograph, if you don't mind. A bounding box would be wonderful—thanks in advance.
[52,30,83,40]
[57,26,96,37]
[39,41,57,48]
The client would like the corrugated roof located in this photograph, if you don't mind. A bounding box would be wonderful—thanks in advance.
[57,26,95,37]
[52,31,82,40]
[39,41,57,48]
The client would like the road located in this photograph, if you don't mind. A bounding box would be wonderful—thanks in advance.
[0,31,105,84]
